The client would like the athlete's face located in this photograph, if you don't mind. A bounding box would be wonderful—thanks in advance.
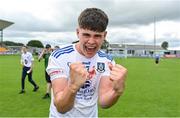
[76,28,107,58]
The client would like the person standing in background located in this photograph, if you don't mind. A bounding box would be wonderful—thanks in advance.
[155,54,160,65]
[38,44,52,99]
[19,46,39,94]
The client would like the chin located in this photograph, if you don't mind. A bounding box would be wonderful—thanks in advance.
[86,55,94,58]
[85,52,96,58]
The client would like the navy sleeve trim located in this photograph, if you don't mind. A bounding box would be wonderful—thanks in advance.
[98,51,113,61]
[51,45,74,58]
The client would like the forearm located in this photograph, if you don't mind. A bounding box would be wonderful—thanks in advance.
[30,62,34,70]
[99,89,123,108]
[54,84,78,113]
[38,50,45,60]
[51,62,88,113]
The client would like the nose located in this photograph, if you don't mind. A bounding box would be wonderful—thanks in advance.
[87,37,96,44]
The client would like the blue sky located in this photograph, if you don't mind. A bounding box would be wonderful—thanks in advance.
[0,0,180,48]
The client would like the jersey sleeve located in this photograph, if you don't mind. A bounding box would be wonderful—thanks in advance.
[46,56,68,81]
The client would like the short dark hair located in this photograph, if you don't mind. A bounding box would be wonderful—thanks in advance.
[45,44,51,49]
[78,8,108,32]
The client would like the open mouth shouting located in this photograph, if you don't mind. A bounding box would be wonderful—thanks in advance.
[85,45,97,55]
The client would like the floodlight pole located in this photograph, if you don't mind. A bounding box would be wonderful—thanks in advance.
[154,16,156,55]
[0,29,3,46]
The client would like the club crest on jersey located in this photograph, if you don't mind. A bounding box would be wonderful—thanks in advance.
[97,62,105,73]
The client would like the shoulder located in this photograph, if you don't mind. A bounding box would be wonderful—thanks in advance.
[97,50,113,61]
[51,44,75,59]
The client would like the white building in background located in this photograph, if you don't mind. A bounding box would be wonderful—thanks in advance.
[165,47,180,58]
[108,43,165,58]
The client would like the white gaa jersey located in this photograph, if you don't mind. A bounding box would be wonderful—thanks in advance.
[21,52,34,67]
[46,44,115,118]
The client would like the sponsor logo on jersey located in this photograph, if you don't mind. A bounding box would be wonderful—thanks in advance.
[76,80,95,100]
[67,61,91,71]
[81,80,91,89]
[97,62,105,73]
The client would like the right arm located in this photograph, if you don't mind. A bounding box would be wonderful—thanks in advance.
[48,60,88,113]
[52,78,78,113]
[38,49,46,61]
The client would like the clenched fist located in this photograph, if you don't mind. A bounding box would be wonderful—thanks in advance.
[108,62,127,95]
[69,62,89,91]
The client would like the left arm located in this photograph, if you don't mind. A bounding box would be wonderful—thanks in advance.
[98,64,127,108]
[30,60,34,72]
[20,54,24,66]
[38,49,46,61]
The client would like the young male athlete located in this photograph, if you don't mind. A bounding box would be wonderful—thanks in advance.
[46,8,127,117]
[38,44,52,98]
[19,46,39,94]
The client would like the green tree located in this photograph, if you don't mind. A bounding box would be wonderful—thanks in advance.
[101,40,109,53]
[2,41,24,46]
[27,40,44,48]
[161,41,168,50]
[101,40,109,49]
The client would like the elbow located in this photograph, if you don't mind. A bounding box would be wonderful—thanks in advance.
[99,101,112,109]
[99,98,116,109]
[55,103,72,114]
[54,92,74,114]
[100,104,111,109]
[56,107,68,114]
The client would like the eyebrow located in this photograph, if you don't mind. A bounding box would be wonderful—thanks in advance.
[82,33,102,37]
[94,34,102,37]
[82,33,90,36]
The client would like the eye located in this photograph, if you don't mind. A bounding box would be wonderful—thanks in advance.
[94,34,102,38]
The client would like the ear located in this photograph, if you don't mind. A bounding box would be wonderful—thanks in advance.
[76,28,80,38]
[104,31,107,38]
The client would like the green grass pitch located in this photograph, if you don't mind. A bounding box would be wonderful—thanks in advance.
[0,55,179,117]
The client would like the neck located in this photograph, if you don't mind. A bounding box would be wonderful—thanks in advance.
[75,43,82,55]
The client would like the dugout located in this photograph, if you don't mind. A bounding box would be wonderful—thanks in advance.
[0,19,14,46]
